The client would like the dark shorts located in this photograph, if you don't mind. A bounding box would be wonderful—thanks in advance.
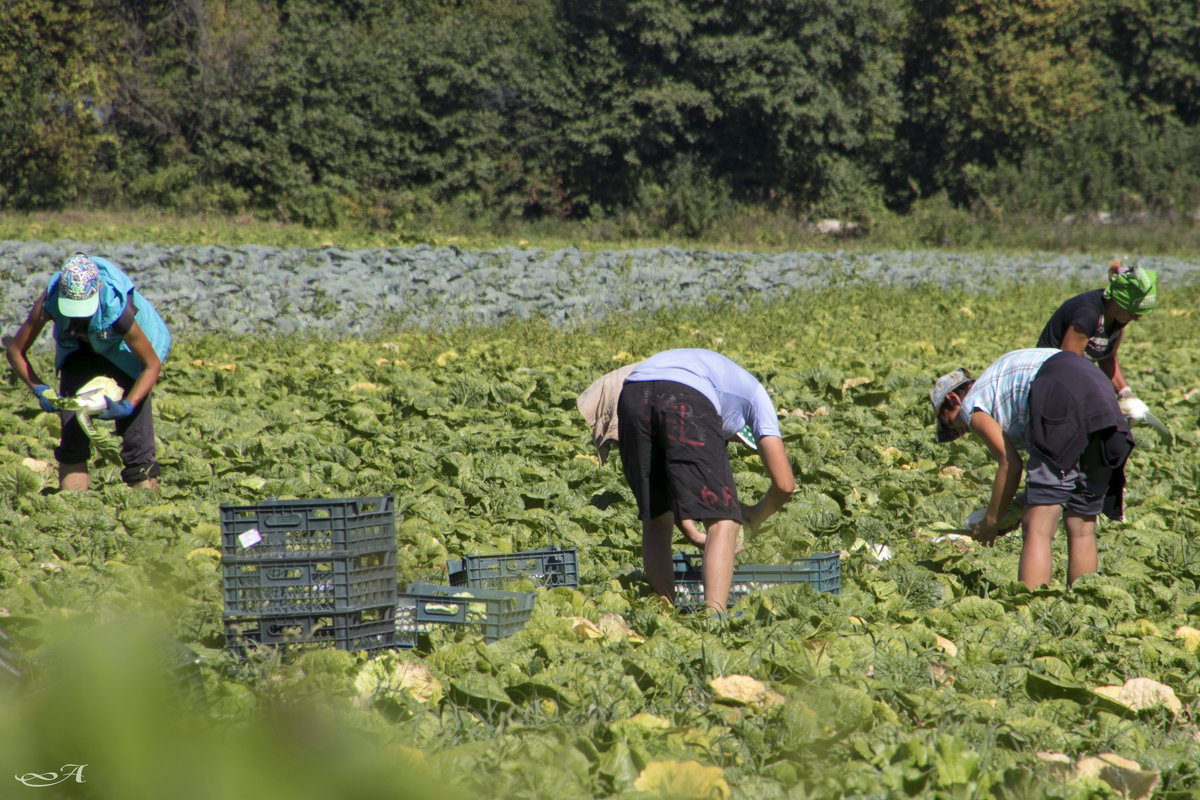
[1024,435,1113,517]
[55,349,160,484]
[616,380,742,523]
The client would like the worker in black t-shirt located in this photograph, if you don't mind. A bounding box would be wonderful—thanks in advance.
[1036,260,1157,399]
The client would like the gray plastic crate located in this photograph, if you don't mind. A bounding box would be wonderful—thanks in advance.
[672,552,841,609]
[225,605,398,654]
[222,550,397,615]
[448,547,578,589]
[396,583,535,643]
[220,495,396,559]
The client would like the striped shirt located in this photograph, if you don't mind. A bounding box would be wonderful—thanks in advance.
[958,348,1059,448]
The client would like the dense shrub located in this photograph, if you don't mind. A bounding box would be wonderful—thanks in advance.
[1,0,1198,226]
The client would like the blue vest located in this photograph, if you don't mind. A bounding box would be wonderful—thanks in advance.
[46,256,171,378]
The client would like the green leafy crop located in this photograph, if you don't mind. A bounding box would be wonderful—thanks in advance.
[1,275,1198,800]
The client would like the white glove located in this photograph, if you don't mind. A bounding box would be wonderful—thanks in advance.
[1119,395,1149,421]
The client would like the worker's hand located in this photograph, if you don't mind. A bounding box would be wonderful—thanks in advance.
[970,518,1000,546]
[1118,394,1149,421]
[32,384,57,413]
[99,397,134,420]
[740,501,767,530]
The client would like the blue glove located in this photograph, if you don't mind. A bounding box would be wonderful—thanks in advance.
[32,384,57,413]
[99,397,134,420]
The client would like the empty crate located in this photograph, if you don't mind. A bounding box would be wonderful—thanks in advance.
[448,546,579,589]
[672,552,841,609]
[396,583,536,644]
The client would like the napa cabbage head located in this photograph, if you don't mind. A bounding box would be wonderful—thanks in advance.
[43,376,125,464]
[43,376,125,412]
[74,376,125,413]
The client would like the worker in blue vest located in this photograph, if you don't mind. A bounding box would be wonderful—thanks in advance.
[6,253,171,490]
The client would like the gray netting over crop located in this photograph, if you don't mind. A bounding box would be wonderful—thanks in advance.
[2,241,1197,336]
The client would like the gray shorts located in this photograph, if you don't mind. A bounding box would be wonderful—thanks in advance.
[1024,436,1112,516]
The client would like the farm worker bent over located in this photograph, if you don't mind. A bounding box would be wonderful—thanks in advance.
[932,348,1134,588]
[6,253,171,491]
[603,349,794,613]
[1036,259,1157,401]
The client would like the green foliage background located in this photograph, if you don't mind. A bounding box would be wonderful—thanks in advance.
[3,0,1200,232]
[2,271,1199,798]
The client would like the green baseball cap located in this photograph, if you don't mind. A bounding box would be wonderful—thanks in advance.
[1105,265,1157,316]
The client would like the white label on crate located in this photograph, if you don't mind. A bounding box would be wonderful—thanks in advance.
[238,528,262,549]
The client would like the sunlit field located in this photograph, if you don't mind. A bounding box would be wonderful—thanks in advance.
[2,243,1198,799]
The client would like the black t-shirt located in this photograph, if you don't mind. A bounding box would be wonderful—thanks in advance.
[55,293,138,353]
[1036,289,1124,362]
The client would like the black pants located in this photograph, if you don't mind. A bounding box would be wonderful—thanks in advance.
[55,349,160,484]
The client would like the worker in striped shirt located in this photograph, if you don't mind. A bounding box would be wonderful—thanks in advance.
[931,348,1133,588]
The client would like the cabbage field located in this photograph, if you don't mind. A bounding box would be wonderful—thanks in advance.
[1,243,1199,800]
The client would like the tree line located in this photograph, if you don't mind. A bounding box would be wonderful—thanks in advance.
[3,0,1198,234]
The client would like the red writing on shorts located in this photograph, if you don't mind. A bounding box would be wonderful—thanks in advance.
[666,402,706,447]
[699,484,735,508]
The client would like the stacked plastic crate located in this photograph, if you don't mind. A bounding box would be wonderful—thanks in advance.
[221,495,398,654]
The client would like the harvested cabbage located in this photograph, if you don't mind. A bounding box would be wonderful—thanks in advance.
[77,410,123,465]
[73,376,125,413]
[42,376,124,412]
[43,376,125,465]
[963,502,1023,533]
